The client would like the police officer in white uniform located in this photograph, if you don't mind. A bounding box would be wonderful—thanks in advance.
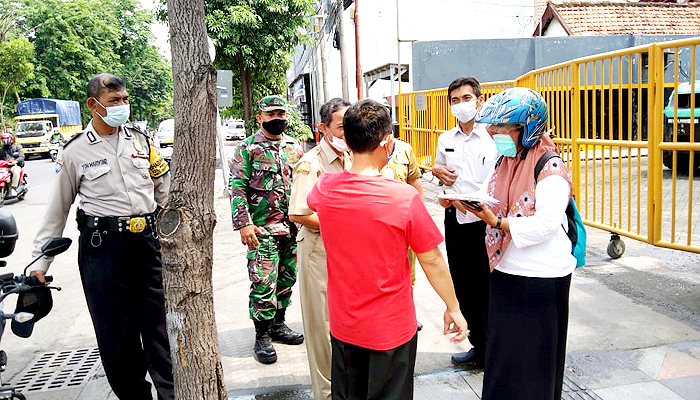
[29,74,173,400]
[434,76,498,369]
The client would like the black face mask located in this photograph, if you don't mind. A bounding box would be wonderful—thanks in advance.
[262,119,287,136]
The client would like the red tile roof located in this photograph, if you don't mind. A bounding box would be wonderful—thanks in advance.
[539,1,700,35]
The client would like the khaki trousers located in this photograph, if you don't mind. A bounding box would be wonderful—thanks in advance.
[297,228,332,400]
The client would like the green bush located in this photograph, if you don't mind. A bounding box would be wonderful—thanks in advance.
[285,106,313,142]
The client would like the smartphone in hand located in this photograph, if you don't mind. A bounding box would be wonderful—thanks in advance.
[460,200,482,211]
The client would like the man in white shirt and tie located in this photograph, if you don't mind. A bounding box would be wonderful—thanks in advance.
[433,76,498,369]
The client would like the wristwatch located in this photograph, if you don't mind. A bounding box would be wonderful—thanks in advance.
[495,216,502,229]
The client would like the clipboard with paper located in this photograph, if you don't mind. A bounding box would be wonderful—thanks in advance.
[436,192,500,208]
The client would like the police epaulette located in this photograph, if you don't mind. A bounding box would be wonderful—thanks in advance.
[62,131,85,149]
[125,123,151,139]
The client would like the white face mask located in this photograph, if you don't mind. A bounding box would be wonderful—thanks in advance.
[328,135,349,152]
[450,100,477,123]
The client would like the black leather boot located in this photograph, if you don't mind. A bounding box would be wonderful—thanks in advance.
[269,308,304,345]
[253,319,277,364]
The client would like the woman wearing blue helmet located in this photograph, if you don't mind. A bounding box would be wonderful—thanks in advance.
[452,87,576,400]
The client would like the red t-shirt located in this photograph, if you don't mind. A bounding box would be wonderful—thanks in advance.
[307,171,444,350]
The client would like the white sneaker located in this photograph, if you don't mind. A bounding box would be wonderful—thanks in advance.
[9,188,17,197]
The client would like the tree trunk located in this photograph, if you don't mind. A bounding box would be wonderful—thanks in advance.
[1,85,10,132]
[245,67,253,121]
[239,60,252,125]
[163,1,226,399]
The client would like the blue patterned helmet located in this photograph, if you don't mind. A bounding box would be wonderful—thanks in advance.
[475,87,549,148]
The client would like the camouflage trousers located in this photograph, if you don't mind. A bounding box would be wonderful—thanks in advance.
[247,234,297,321]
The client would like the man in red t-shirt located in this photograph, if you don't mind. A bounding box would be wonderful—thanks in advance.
[308,100,468,400]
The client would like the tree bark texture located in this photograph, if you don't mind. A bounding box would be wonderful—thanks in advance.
[163,1,226,399]
[238,60,252,124]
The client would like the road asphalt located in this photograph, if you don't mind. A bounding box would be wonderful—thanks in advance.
[1,159,698,400]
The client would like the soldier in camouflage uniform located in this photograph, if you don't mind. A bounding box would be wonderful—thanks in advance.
[229,95,305,364]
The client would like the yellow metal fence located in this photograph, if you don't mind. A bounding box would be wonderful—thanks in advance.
[399,37,700,254]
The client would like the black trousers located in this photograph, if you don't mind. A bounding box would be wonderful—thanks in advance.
[482,270,572,400]
[78,227,174,400]
[331,334,418,400]
[444,207,490,363]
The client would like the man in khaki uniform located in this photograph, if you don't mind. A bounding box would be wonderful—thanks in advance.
[382,132,423,291]
[289,98,351,400]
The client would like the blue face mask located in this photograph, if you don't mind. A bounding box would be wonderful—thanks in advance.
[380,137,396,166]
[93,98,130,127]
[493,134,517,157]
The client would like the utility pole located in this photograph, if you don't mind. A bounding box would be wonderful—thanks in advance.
[354,0,362,99]
[395,0,400,123]
[318,18,329,104]
[337,0,349,99]
[314,16,329,104]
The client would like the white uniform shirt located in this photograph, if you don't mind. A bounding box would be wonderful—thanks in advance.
[435,124,498,223]
[457,172,577,278]
[30,121,171,272]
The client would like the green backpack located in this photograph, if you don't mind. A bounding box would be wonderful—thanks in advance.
[534,152,587,268]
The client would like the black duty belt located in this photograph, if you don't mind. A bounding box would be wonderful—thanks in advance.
[78,212,156,234]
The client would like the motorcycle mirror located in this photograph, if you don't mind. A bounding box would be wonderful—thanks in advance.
[40,237,72,257]
[22,237,72,276]
[14,312,33,323]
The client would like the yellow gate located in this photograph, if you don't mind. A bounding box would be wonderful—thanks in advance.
[399,37,700,255]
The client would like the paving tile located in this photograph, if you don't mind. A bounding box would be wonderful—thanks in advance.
[414,370,480,400]
[688,347,700,362]
[658,349,700,380]
[595,381,686,400]
[459,369,484,398]
[637,346,668,380]
[661,376,700,400]
[566,351,654,389]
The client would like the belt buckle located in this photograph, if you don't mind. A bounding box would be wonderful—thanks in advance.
[127,217,147,233]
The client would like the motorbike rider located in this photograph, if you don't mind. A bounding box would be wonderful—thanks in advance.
[0,133,24,198]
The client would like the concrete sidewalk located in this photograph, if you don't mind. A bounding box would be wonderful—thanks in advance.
[5,170,700,400]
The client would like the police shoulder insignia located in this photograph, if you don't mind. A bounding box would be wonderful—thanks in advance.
[55,159,63,174]
[148,145,169,178]
[295,160,311,175]
[62,131,85,149]
[125,123,150,138]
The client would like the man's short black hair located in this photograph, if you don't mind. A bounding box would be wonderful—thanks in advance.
[447,76,482,101]
[87,73,126,99]
[320,98,351,126]
[343,99,392,154]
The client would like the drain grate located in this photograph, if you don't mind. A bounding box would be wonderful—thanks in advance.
[12,347,101,393]
[562,375,603,400]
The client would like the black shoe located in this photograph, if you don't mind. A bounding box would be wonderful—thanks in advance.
[270,308,304,345]
[417,321,423,331]
[451,349,483,369]
[253,320,277,364]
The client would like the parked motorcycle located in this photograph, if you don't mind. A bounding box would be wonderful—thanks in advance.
[0,161,28,204]
[0,209,70,399]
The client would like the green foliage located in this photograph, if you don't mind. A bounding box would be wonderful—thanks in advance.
[7,0,172,127]
[0,35,34,128]
[285,106,313,142]
[205,0,314,120]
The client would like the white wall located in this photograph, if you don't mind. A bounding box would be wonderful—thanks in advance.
[292,0,536,121]
[543,19,569,37]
